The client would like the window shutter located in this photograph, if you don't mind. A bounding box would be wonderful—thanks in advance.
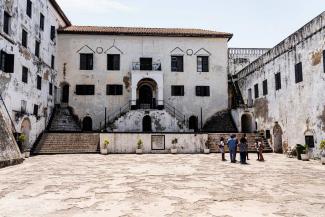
[202,57,209,72]
[196,86,201,96]
[206,87,210,96]
[114,55,120,70]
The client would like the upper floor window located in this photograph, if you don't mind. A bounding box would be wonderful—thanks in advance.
[35,40,40,58]
[26,0,32,18]
[197,56,209,72]
[196,86,210,97]
[37,75,42,90]
[76,85,95,95]
[140,58,152,71]
[295,62,303,83]
[22,29,28,48]
[22,66,28,83]
[254,84,259,99]
[275,72,281,91]
[51,55,55,69]
[3,11,10,35]
[80,53,93,70]
[33,104,39,116]
[50,26,56,41]
[171,56,184,72]
[40,13,44,31]
[0,50,14,73]
[263,79,268,96]
[107,54,120,71]
[171,85,184,96]
[107,85,123,95]
[49,82,53,96]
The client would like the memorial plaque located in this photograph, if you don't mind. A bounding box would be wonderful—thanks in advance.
[151,135,165,150]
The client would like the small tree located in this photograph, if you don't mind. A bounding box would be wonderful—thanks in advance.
[320,140,325,156]
[137,139,143,150]
[171,138,178,149]
[18,134,26,143]
[103,139,110,149]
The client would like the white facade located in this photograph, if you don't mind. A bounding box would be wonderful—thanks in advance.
[57,33,231,131]
[0,0,69,150]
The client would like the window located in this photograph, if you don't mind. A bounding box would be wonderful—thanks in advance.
[275,72,281,91]
[49,82,53,95]
[254,84,259,99]
[51,55,55,69]
[263,79,268,96]
[40,13,44,31]
[0,50,14,73]
[171,56,184,72]
[21,100,27,113]
[35,40,40,58]
[323,50,325,73]
[171,85,184,96]
[196,86,210,97]
[107,54,120,70]
[295,62,303,83]
[140,58,152,70]
[3,11,10,35]
[26,0,32,18]
[22,29,28,48]
[80,53,93,70]
[37,75,42,90]
[76,85,95,95]
[197,56,209,72]
[305,136,315,148]
[106,85,123,95]
[33,104,38,116]
[50,26,56,41]
[22,66,28,83]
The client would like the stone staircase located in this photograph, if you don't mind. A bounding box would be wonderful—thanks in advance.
[203,110,238,132]
[33,133,100,154]
[49,106,81,132]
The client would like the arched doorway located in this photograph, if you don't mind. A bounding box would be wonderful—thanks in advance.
[142,115,152,132]
[62,84,69,103]
[20,118,31,153]
[273,122,283,153]
[241,114,253,133]
[82,116,92,131]
[137,78,157,109]
[189,116,198,132]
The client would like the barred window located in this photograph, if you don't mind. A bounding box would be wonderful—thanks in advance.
[171,85,184,96]
[254,84,259,99]
[80,54,93,70]
[76,85,95,95]
[196,86,210,97]
[107,85,123,95]
[107,54,120,70]
[197,56,209,72]
[275,72,281,91]
[171,56,183,72]
[22,66,28,83]
[263,80,268,96]
[295,62,303,83]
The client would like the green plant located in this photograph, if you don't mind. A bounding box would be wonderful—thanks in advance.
[171,138,178,149]
[302,144,309,154]
[320,140,325,150]
[18,134,26,143]
[103,139,110,149]
[137,139,143,150]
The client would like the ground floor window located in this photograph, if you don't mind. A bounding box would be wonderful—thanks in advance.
[107,85,123,95]
[305,136,315,148]
[76,85,95,95]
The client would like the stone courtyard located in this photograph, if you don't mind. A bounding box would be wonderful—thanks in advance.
[0,154,324,217]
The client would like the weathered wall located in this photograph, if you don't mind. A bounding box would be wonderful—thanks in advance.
[57,34,229,130]
[235,12,325,154]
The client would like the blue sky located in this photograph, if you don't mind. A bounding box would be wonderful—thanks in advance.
[56,0,324,48]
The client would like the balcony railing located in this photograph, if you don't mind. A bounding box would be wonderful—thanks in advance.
[132,62,162,71]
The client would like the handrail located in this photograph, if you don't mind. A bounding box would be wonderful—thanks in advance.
[100,101,131,130]
[0,94,17,134]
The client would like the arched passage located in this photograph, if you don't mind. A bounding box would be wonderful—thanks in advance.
[61,84,69,103]
[273,122,283,153]
[189,116,198,132]
[241,114,253,133]
[82,116,92,131]
[137,78,157,109]
[142,115,152,132]
[20,118,31,152]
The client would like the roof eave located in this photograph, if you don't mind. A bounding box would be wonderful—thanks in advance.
[49,0,72,26]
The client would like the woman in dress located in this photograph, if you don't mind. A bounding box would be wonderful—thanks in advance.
[220,137,226,161]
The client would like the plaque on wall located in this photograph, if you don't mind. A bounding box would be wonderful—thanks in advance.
[151,135,165,150]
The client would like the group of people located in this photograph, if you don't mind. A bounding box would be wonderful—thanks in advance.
[219,134,265,164]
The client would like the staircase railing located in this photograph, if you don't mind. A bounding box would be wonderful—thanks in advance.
[100,101,132,130]
[163,100,186,126]
[229,74,245,108]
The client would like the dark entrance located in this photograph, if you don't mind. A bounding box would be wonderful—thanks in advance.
[62,84,69,103]
[82,116,92,131]
[142,115,152,132]
[189,116,198,132]
[241,114,253,133]
[139,85,153,109]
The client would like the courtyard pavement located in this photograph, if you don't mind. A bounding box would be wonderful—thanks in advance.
[0,153,324,217]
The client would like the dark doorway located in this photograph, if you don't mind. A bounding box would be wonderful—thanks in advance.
[62,84,69,103]
[189,116,198,132]
[82,116,92,131]
[140,58,153,70]
[142,115,152,132]
[139,85,153,109]
[273,122,283,153]
[241,114,253,133]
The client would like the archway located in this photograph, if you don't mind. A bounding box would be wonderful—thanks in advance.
[142,115,152,132]
[137,78,157,109]
[189,116,198,132]
[62,84,69,103]
[20,118,31,152]
[241,114,253,133]
[273,122,283,153]
[82,116,92,131]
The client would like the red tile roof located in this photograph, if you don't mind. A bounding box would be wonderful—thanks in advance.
[58,26,233,39]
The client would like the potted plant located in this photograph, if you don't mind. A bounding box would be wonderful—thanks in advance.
[320,140,325,165]
[204,138,211,154]
[171,138,178,154]
[18,134,29,158]
[136,139,143,154]
[301,144,309,161]
[101,139,109,155]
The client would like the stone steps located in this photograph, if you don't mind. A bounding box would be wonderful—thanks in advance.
[33,133,100,154]
[49,107,81,132]
[203,110,238,133]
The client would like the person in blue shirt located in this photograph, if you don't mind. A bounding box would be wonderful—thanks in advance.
[227,134,238,163]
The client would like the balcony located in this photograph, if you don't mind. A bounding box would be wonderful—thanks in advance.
[132,61,162,71]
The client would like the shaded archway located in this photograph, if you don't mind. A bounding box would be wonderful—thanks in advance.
[273,122,283,153]
[142,115,152,132]
[20,118,31,152]
[241,114,253,133]
[189,116,198,132]
[137,78,157,109]
[82,116,92,131]
[62,84,69,103]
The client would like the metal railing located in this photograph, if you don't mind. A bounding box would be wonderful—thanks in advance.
[163,101,186,125]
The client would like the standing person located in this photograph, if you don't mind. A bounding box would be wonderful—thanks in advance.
[259,138,265,161]
[227,134,238,163]
[255,139,260,161]
[219,137,226,161]
[239,135,247,164]
[244,134,250,160]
